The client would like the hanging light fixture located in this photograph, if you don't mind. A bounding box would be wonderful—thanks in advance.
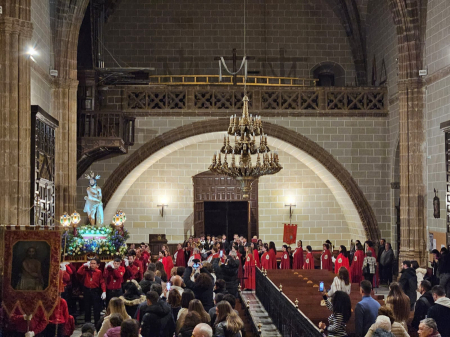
[209,96,282,198]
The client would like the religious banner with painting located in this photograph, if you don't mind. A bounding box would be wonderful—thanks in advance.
[283,224,297,245]
[2,229,62,318]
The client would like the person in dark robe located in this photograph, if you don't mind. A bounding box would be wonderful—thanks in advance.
[280,245,290,269]
[303,245,314,269]
[244,244,255,290]
[350,242,365,283]
[287,246,294,269]
[268,241,277,269]
[334,245,350,276]
[293,240,304,269]
[321,243,333,271]
[261,244,271,270]
[174,243,186,267]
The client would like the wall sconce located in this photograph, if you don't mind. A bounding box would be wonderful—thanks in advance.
[26,46,37,62]
[158,204,168,217]
[285,203,296,224]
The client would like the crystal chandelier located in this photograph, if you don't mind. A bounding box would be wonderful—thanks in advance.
[209,96,282,198]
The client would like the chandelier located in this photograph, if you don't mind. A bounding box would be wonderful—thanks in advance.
[209,96,282,198]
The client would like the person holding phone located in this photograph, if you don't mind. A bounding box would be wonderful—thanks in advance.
[182,261,215,311]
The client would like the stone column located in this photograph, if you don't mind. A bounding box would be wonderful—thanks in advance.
[0,2,33,226]
[53,78,78,217]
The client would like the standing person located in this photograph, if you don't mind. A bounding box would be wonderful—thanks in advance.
[41,298,72,337]
[77,258,106,324]
[222,234,230,253]
[318,291,352,337]
[438,248,450,297]
[268,242,277,270]
[260,244,271,270]
[251,242,260,269]
[303,246,314,269]
[362,250,376,284]
[385,282,410,329]
[380,243,394,285]
[162,250,174,277]
[377,239,386,264]
[125,251,143,282]
[334,245,350,275]
[280,245,290,269]
[104,258,125,307]
[182,263,215,311]
[293,240,304,269]
[354,280,380,337]
[427,285,450,337]
[351,243,365,284]
[244,244,256,290]
[327,267,351,297]
[174,243,186,267]
[97,298,131,337]
[399,260,417,310]
[412,280,434,331]
[213,301,244,337]
[321,243,332,271]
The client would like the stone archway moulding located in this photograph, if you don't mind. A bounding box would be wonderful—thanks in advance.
[102,119,380,241]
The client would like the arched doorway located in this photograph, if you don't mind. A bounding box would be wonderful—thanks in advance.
[192,171,258,239]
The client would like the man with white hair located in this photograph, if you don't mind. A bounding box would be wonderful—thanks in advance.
[418,318,441,337]
[193,323,213,337]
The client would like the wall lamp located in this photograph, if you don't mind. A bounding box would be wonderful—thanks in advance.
[157,204,168,217]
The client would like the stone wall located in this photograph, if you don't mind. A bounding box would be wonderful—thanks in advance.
[423,0,450,234]
[366,0,400,248]
[102,0,356,83]
[77,115,391,243]
[30,0,53,115]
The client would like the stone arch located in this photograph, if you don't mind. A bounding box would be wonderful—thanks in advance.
[311,62,346,87]
[101,119,380,241]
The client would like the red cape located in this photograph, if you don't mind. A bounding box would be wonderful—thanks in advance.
[261,252,271,269]
[253,249,261,268]
[351,250,365,283]
[293,247,304,269]
[368,247,376,261]
[269,249,277,269]
[280,252,290,269]
[303,252,314,269]
[321,249,333,271]
[334,253,350,274]
[162,256,174,277]
[175,248,186,267]
[244,254,256,289]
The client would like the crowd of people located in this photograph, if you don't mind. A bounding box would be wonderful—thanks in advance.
[3,234,450,337]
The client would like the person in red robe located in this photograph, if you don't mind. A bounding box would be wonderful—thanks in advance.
[280,245,290,269]
[251,242,261,268]
[303,245,315,269]
[293,240,304,269]
[268,241,277,269]
[351,242,365,283]
[321,243,333,271]
[41,298,74,337]
[6,305,48,337]
[244,245,256,290]
[157,250,164,263]
[174,243,186,267]
[334,245,350,275]
[260,244,271,270]
[162,250,174,277]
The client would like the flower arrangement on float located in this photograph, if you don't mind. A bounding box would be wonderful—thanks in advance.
[61,210,130,260]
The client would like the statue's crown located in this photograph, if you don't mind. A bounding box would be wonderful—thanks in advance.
[84,171,101,180]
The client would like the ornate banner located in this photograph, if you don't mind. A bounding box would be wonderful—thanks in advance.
[2,229,61,318]
[283,224,297,245]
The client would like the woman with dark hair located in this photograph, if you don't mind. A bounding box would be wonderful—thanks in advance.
[318,291,351,336]
[244,244,256,289]
[251,242,260,269]
[293,240,304,269]
[155,261,168,283]
[167,288,181,322]
[120,319,139,337]
[303,245,314,269]
[321,243,332,271]
[214,301,244,337]
[350,242,365,284]
[334,245,350,276]
[119,282,145,318]
[268,242,277,269]
[183,264,214,311]
[162,250,174,278]
[327,267,351,297]
[280,245,290,269]
[178,311,202,337]
[385,282,410,329]
[176,289,195,333]
[188,299,211,324]
[260,244,271,270]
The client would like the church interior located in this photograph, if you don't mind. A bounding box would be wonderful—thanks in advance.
[1,0,450,336]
